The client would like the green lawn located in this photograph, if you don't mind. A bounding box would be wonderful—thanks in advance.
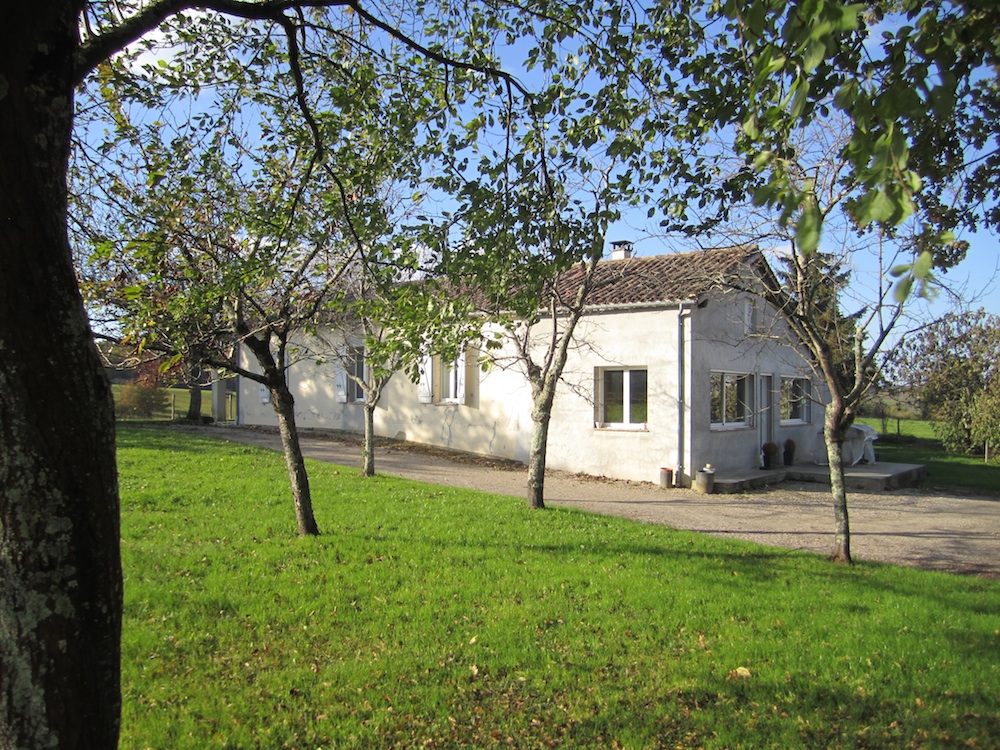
[856,417,1000,495]
[117,423,999,749]
[857,416,938,441]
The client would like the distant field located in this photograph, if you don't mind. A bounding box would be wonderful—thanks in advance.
[858,416,937,441]
[111,383,233,421]
[856,417,1000,495]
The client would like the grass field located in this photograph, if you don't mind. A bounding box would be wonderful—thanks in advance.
[856,417,1000,494]
[111,383,233,421]
[117,423,999,749]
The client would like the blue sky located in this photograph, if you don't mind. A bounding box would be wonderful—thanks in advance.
[605,207,999,332]
[913,231,999,316]
[107,5,999,324]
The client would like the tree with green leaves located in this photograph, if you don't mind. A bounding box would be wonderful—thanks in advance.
[316,254,478,477]
[705,118,908,563]
[889,309,1000,455]
[673,0,998,563]
[426,5,718,508]
[8,3,715,741]
[970,374,1000,462]
[74,21,455,534]
[684,0,998,254]
[760,237,904,564]
[3,7,125,746]
[453,171,623,509]
[467,236,606,510]
[0,2,539,743]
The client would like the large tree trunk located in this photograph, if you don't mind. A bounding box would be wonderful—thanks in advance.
[270,384,320,536]
[362,403,376,477]
[824,404,853,564]
[1,3,123,747]
[186,385,203,421]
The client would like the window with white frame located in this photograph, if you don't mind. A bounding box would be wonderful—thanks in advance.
[438,354,463,402]
[596,367,648,428]
[418,348,472,405]
[780,377,811,422]
[711,371,753,428]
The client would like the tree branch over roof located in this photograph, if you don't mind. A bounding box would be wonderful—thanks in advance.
[76,0,531,94]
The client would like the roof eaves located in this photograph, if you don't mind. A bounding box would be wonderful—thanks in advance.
[560,298,695,314]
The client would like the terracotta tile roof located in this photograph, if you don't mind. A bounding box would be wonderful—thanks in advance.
[554,244,758,307]
[410,244,762,315]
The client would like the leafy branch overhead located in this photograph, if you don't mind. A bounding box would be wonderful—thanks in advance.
[688,0,998,298]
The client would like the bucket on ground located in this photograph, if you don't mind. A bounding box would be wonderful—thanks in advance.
[694,465,715,494]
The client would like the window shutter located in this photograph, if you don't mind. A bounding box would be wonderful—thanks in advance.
[594,369,603,426]
[454,349,466,405]
[334,348,348,403]
[417,354,433,404]
[744,298,761,335]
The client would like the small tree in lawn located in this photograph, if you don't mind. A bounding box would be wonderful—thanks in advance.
[431,11,719,509]
[455,184,620,510]
[315,250,477,477]
[889,310,1000,455]
[472,229,606,510]
[675,1,999,563]
[696,118,935,564]
[760,238,901,564]
[74,31,440,535]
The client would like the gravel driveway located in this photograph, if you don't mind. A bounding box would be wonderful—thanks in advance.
[181,424,1000,578]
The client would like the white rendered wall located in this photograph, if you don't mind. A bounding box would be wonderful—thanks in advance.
[687,288,819,478]
[371,348,535,463]
[237,290,823,484]
[236,330,537,464]
[540,307,686,484]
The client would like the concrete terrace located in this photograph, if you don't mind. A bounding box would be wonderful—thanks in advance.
[712,462,927,494]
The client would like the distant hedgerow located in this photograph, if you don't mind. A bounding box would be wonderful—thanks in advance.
[116,381,169,419]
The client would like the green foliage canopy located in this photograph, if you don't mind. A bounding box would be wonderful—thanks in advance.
[672,0,999,297]
[889,309,1000,453]
[73,0,749,379]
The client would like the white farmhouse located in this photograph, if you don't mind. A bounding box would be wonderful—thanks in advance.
[236,244,822,487]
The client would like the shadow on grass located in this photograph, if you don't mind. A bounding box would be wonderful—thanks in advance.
[117,422,268,456]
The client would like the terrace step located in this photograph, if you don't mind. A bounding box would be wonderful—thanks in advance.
[709,462,926,494]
